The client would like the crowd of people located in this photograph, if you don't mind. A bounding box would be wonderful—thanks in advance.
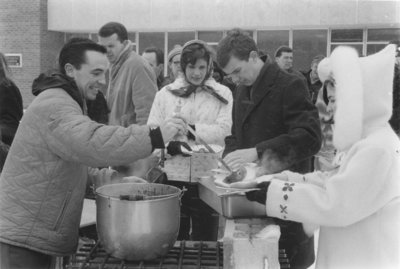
[0,21,399,269]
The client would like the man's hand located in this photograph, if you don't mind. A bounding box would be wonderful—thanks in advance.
[159,116,186,143]
[223,148,258,171]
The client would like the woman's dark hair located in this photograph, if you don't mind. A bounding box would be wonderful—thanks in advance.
[180,43,212,76]
[0,52,11,84]
[322,79,335,105]
[98,22,128,42]
[58,38,107,75]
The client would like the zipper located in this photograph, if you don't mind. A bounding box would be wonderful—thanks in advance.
[52,190,72,231]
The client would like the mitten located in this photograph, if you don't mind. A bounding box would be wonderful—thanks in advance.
[245,181,270,205]
[167,141,192,157]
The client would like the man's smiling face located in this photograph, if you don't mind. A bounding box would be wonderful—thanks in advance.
[69,50,108,101]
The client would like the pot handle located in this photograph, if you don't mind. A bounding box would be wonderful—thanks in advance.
[179,187,187,206]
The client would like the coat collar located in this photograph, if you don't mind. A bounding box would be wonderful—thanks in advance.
[240,60,281,124]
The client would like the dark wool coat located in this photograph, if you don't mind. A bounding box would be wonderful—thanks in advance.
[223,60,322,268]
[224,61,321,174]
[0,79,23,145]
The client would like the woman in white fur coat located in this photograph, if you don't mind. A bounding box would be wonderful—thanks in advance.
[232,45,400,269]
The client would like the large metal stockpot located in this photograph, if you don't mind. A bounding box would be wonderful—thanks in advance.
[95,182,182,260]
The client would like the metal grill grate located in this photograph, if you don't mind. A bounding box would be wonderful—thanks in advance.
[66,241,223,269]
[66,240,290,269]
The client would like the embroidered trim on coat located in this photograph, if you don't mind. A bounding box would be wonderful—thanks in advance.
[280,182,295,219]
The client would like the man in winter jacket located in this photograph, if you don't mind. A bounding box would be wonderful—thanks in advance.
[217,29,322,269]
[0,38,186,269]
[98,22,157,127]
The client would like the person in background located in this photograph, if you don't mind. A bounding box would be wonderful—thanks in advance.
[301,54,325,104]
[0,52,23,146]
[147,40,233,241]
[142,46,165,89]
[163,45,183,86]
[313,75,336,172]
[0,38,185,269]
[217,29,321,269]
[0,52,23,171]
[274,45,307,84]
[239,44,400,269]
[388,40,400,136]
[98,22,157,126]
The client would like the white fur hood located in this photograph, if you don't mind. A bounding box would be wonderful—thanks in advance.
[318,45,396,151]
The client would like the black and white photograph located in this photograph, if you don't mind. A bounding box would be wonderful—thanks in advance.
[0,0,399,268]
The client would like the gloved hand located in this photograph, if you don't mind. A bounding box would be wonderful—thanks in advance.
[245,181,270,205]
[167,141,192,157]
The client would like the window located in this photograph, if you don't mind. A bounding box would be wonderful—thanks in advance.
[331,29,363,43]
[367,28,400,42]
[198,31,223,43]
[293,30,327,71]
[367,28,400,55]
[330,29,364,56]
[257,30,289,58]
[167,32,195,52]
[138,32,164,55]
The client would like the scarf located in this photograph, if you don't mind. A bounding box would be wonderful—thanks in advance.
[169,82,228,104]
[109,41,133,83]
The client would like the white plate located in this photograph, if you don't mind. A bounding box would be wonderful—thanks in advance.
[191,144,223,153]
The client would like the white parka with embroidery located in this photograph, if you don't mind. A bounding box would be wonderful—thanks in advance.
[265,45,400,269]
[0,86,153,256]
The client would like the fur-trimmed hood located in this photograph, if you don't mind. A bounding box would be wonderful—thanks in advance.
[317,45,396,151]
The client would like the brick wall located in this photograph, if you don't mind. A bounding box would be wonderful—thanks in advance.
[0,0,64,107]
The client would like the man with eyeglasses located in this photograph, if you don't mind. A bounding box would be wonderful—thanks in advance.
[216,29,322,269]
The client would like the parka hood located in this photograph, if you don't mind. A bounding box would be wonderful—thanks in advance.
[318,45,396,151]
[32,70,84,111]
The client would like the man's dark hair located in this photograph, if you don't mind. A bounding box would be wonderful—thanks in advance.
[143,47,164,65]
[58,37,106,75]
[216,28,258,68]
[274,46,293,58]
[98,22,128,42]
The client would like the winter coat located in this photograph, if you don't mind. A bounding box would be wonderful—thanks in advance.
[0,72,153,256]
[224,60,322,174]
[0,79,23,145]
[389,64,400,135]
[147,77,233,146]
[301,69,323,104]
[224,59,321,268]
[266,45,400,269]
[106,41,157,126]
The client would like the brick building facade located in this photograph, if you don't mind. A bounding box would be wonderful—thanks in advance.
[0,0,64,106]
